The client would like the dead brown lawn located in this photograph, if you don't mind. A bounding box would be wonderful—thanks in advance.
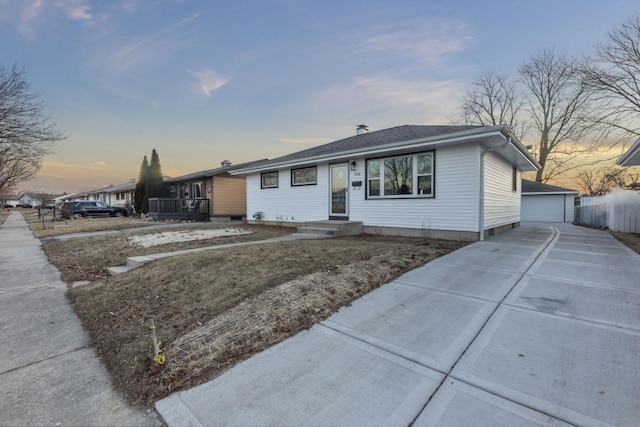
[62,233,466,408]
[611,231,640,255]
[21,209,158,238]
[43,224,294,283]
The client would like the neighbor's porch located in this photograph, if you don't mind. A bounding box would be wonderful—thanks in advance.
[148,198,210,221]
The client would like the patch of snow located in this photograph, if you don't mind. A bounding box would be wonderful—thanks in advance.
[129,228,254,248]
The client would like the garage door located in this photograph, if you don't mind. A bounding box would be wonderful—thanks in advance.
[521,195,565,222]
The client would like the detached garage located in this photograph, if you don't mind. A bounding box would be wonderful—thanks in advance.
[521,180,578,222]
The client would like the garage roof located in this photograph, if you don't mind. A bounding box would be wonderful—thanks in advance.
[522,179,578,195]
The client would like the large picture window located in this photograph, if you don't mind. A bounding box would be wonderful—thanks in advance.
[367,152,434,198]
[261,172,279,189]
[291,166,317,186]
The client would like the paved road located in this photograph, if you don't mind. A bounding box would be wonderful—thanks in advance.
[0,211,161,426]
[157,222,640,426]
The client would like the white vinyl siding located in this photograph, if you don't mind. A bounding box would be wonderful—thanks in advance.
[351,144,479,232]
[483,152,521,229]
[247,165,329,222]
[245,142,527,235]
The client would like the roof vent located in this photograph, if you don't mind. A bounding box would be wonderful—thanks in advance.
[356,124,369,135]
[221,160,232,167]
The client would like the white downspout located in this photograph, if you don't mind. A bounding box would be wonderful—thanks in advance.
[479,137,511,241]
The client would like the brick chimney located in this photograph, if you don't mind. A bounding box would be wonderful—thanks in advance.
[356,124,369,135]
[221,160,232,167]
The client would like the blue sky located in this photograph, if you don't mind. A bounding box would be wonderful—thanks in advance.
[1,0,638,193]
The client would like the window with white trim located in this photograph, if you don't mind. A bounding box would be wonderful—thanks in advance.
[367,152,434,198]
[261,172,279,188]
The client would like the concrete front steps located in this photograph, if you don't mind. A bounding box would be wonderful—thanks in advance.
[107,254,158,276]
[297,220,363,237]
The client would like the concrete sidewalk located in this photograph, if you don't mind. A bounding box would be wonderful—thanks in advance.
[156,222,640,426]
[0,212,161,426]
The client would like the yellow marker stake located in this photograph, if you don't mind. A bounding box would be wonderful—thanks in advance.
[149,320,166,365]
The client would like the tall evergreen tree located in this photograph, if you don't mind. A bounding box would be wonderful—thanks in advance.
[146,149,164,203]
[134,155,149,213]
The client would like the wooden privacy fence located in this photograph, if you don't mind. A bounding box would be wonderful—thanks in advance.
[574,193,640,233]
[574,204,608,229]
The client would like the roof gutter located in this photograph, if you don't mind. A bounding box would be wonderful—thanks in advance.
[499,126,541,169]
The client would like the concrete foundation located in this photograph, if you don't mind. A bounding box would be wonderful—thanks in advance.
[298,220,363,236]
[363,225,478,242]
[363,222,520,242]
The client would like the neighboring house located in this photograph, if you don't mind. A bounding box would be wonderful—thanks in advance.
[18,193,39,206]
[1,193,20,206]
[17,193,62,207]
[56,191,93,203]
[618,138,640,167]
[162,159,267,220]
[521,180,578,223]
[92,180,136,208]
[232,125,540,241]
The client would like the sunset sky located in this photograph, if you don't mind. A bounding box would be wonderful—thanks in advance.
[1,0,638,194]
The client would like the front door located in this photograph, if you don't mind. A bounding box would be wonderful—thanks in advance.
[329,163,348,218]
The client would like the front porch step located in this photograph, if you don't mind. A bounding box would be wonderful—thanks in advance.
[297,227,339,236]
[297,221,362,237]
[107,265,134,276]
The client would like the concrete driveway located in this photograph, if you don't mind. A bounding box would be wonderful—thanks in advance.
[157,222,640,426]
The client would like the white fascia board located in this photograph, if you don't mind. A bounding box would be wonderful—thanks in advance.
[232,127,531,175]
[618,138,640,166]
[501,127,541,170]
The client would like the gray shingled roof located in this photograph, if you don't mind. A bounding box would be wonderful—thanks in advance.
[93,181,137,193]
[522,179,577,194]
[618,137,640,166]
[165,159,268,183]
[238,125,481,170]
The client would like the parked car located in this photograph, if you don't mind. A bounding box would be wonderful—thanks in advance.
[60,201,128,219]
[3,203,14,208]
[20,203,33,208]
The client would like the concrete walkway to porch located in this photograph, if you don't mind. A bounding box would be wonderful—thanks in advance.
[156,222,640,426]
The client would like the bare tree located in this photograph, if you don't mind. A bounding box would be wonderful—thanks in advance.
[520,50,600,182]
[580,15,640,144]
[28,191,57,206]
[0,64,65,196]
[459,71,526,140]
[455,52,605,183]
[575,166,630,196]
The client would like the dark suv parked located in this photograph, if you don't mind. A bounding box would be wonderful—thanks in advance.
[60,201,129,219]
